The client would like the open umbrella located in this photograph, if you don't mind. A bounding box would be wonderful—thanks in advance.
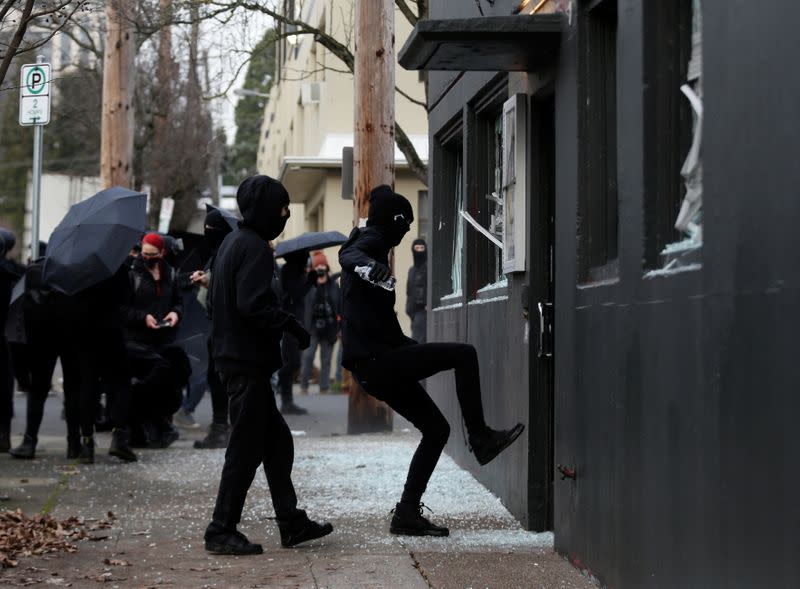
[274,230,348,258]
[42,187,146,295]
[206,203,240,232]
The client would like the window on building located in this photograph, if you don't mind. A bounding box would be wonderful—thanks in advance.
[467,77,508,296]
[644,0,703,276]
[417,190,430,243]
[432,125,464,306]
[577,0,619,284]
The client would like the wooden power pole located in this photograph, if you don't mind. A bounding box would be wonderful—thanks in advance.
[348,0,395,434]
[101,1,135,188]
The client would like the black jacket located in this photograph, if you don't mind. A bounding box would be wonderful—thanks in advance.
[210,227,293,376]
[121,259,183,347]
[338,227,413,369]
[405,262,427,318]
[303,279,341,343]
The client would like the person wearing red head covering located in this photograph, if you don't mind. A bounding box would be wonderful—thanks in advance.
[120,232,189,449]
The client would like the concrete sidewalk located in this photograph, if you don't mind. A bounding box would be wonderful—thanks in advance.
[0,391,597,588]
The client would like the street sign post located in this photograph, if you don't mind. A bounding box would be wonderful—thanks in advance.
[19,56,50,260]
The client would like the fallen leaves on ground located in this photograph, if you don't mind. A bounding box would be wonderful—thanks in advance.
[0,509,116,568]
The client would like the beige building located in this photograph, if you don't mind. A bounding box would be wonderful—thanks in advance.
[256,0,429,335]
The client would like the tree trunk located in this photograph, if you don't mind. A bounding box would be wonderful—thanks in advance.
[100,1,135,188]
[148,0,173,227]
[348,0,395,435]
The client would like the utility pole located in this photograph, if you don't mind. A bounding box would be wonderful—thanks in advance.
[101,0,135,188]
[348,0,395,434]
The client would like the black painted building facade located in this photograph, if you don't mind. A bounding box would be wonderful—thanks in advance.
[401,1,800,587]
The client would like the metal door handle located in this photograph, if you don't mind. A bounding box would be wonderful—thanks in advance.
[537,302,544,358]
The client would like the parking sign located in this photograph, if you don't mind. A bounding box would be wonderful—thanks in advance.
[19,63,51,125]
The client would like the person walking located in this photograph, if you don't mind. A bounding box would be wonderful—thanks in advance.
[190,208,233,449]
[276,250,314,414]
[406,238,428,344]
[299,252,340,394]
[339,185,524,537]
[0,229,25,451]
[204,175,333,555]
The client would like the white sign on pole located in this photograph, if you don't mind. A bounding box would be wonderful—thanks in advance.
[19,63,51,126]
[158,197,175,233]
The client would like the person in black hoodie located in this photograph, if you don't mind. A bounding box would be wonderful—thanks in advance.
[190,208,232,449]
[0,228,25,451]
[276,249,314,414]
[405,238,428,344]
[339,185,525,537]
[204,175,333,556]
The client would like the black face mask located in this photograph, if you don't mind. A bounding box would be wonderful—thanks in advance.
[204,226,227,251]
[266,211,290,241]
[383,223,410,248]
[142,256,161,269]
[316,268,327,277]
[413,249,427,266]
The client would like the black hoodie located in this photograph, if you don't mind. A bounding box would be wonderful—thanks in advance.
[210,175,295,376]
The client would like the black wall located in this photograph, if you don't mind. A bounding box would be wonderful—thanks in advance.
[553,2,800,588]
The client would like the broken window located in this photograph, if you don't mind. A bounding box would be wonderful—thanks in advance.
[643,0,703,276]
[432,130,464,306]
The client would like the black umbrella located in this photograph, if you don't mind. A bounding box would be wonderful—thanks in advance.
[5,274,26,344]
[42,187,146,295]
[274,231,348,258]
[206,203,240,232]
[175,287,210,375]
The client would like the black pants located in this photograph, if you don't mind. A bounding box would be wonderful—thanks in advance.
[82,328,132,431]
[127,343,188,423]
[0,337,13,429]
[207,338,227,425]
[353,343,488,506]
[277,333,301,405]
[210,371,302,530]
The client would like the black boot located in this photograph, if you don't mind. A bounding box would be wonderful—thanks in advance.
[468,423,525,466]
[109,428,137,462]
[67,443,81,459]
[194,423,229,449]
[281,402,308,416]
[157,419,179,448]
[79,436,95,464]
[204,522,263,555]
[390,502,449,537]
[0,423,10,452]
[278,514,334,548]
[9,435,36,459]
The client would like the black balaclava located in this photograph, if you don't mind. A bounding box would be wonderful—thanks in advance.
[0,228,16,258]
[412,238,427,267]
[284,250,309,270]
[237,175,291,241]
[204,209,232,251]
[366,185,414,247]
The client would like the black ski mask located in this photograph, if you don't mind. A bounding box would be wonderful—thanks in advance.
[237,175,291,241]
[203,209,232,251]
[412,238,427,267]
[366,185,414,248]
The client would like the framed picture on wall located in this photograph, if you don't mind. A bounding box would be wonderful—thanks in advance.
[502,93,527,274]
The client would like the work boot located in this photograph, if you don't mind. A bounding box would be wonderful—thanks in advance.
[390,502,449,537]
[79,437,95,464]
[9,435,36,459]
[278,514,334,548]
[194,423,229,449]
[469,423,525,466]
[281,402,308,416]
[204,522,263,555]
[67,443,81,459]
[109,428,137,462]
[129,424,147,448]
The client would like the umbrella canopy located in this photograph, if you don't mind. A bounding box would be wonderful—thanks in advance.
[275,231,348,258]
[4,274,26,344]
[206,203,240,232]
[42,187,146,295]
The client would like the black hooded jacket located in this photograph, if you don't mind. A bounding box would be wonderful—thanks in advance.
[406,239,427,317]
[121,257,183,347]
[210,175,295,376]
[338,226,413,369]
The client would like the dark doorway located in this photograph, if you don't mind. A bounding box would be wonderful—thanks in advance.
[528,92,556,532]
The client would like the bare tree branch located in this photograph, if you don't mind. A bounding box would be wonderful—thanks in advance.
[396,85,425,108]
[395,0,418,26]
[0,0,34,89]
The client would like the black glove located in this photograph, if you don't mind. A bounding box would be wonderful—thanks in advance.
[368,261,391,283]
[285,318,311,350]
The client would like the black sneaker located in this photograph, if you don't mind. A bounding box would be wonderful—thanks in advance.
[278,516,334,548]
[390,502,449,537]
[79,437,95,464]
[281,403,308,416]
[194,423,229,449]
[204,528,263,556]
[9,435,36,460]
[469,423,525,466]
[109,429,137,462]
